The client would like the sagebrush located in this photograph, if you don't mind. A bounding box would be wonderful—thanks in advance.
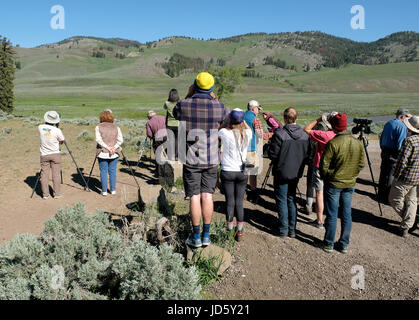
[0,203,201,300]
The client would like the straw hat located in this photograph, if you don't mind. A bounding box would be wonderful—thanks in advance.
[44,111,60,124]
[404,115,419,134]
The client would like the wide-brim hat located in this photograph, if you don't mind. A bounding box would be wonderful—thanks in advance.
[321,112,339,130]
[404,115,419,134]
[44,111,60,124]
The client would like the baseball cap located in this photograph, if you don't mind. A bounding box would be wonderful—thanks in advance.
[230,108,245,124]
[396,108,410,117]
[248,100,262,111]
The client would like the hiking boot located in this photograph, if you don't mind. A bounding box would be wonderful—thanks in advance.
[202,233,211,246]
[288,233,296,239]
[308,220,324,229]
[321,244,333,253]
[186,234,202,248]
[54,193,63,199]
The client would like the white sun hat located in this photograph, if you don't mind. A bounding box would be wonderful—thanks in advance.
[404,115,419,134]
[44,111,61,124]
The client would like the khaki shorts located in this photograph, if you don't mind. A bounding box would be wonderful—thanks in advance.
[312,167,324,191]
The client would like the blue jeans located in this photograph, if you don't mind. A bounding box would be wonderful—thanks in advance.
[98,157,118,193]
[274,178,298,236]
[323,185,355,249]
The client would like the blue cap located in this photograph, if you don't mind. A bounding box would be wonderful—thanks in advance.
[230,109,244,124]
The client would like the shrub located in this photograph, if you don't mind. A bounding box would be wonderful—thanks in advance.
[0,203,201,300]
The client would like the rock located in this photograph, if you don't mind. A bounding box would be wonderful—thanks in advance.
[167,160,183,183]
[189,244,232,276]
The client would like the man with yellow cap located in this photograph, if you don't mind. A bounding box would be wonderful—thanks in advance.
[173,72,228,248]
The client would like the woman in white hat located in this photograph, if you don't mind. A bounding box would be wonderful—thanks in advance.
[38,111,65,199]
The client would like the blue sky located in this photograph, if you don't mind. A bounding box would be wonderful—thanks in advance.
[1,0,418,48]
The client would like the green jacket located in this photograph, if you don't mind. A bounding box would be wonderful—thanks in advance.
[164,101,179,127]
[320,132,365,189]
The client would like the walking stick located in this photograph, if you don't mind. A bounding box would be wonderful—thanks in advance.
[60,170,63,184]
[63,140,90,192]
[30,170,41,198]
[120,150,146,212]
[86,154,98,189]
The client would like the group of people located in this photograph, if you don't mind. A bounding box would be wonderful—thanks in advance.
[38,109,124,198]
[38,71,419,255]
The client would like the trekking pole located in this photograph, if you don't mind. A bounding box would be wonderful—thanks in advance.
[120,150,146,211]
[86,154,98,189]
[63,140,90,192]
[30,170,41,198]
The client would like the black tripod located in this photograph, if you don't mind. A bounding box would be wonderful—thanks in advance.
[120,150,146,212]
[63,140,90,191]
[357,131,384,217]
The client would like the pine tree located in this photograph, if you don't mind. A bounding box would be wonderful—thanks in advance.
[0,36,15,113]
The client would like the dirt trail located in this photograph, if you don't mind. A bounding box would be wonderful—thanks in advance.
[0,121,418,299]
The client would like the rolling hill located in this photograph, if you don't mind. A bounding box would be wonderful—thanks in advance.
[10,31,419,119]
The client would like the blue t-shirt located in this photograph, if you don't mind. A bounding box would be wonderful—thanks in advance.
[380,119,407,152]
[244,110,257,152]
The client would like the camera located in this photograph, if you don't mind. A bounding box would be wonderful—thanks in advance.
[352,118,373,135]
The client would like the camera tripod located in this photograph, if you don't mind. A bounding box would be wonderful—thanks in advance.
[356,130,384,217]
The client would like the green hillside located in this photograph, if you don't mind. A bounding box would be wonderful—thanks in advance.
[11,31,419,119]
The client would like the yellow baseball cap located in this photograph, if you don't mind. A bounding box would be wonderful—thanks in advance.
[195,72,215,91]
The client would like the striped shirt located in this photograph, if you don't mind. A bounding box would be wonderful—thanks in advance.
[173,93,227,169]
[393,134,419,185]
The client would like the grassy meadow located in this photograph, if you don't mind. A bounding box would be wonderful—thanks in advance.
[11,36,419,121]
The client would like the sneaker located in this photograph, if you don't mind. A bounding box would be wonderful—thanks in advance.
[202,233,211,246]
[278,233,288,239]
[308,220,324,229]
[54,193,63,199]
[321,244,333,253]
[336,245,348,254]
[236,231,243,242]
[102,192,108,196]
[111,191,116,195]
[186,235,202,248]
[43,195,50,200]
[288,233,296,239]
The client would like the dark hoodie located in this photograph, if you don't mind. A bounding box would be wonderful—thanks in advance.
[268,124,310,181]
